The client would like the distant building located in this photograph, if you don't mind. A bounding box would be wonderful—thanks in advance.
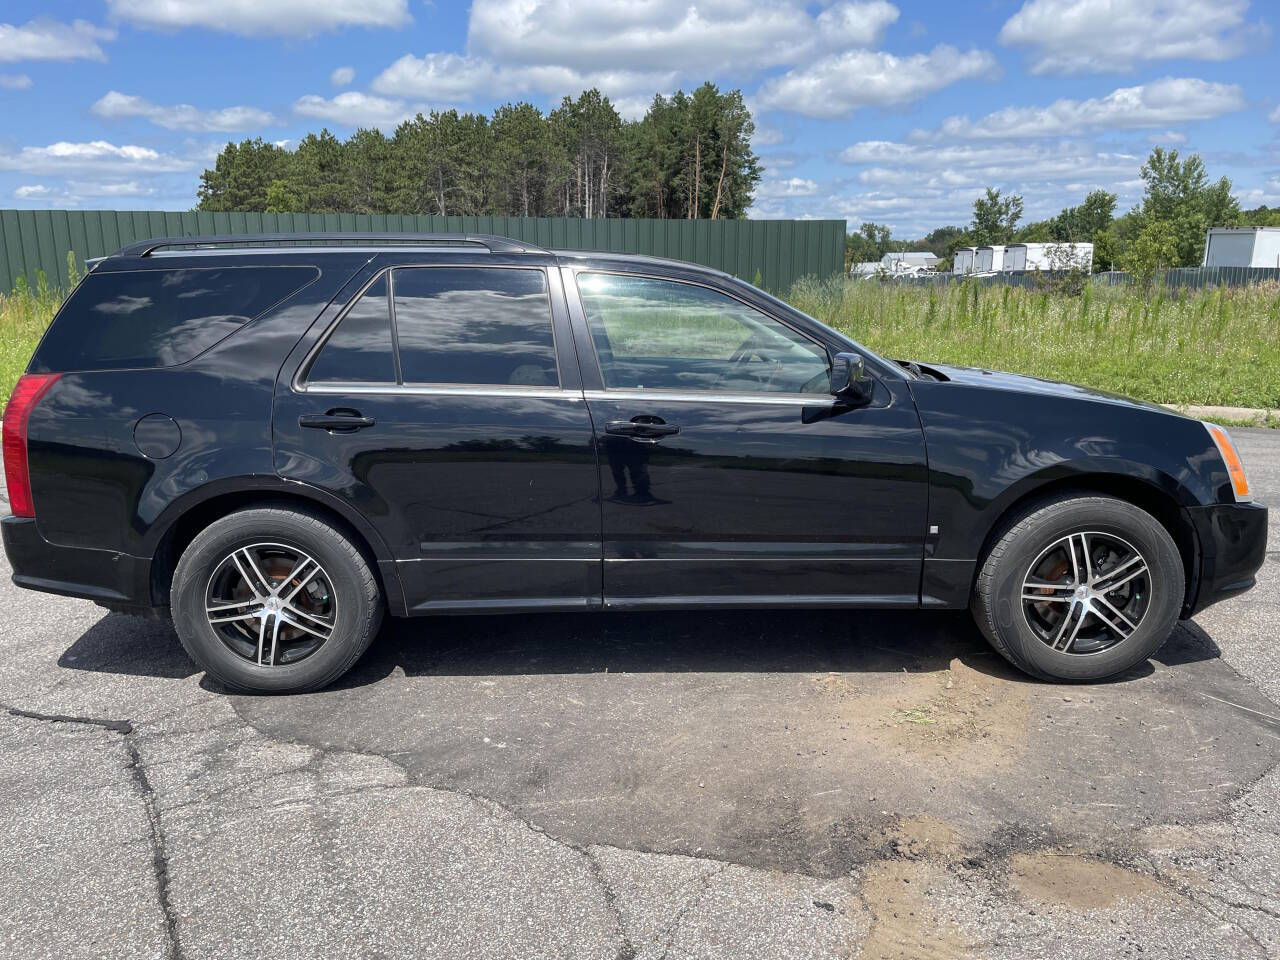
[849,261,883,279]
[881,251,941,275]
[974,245,1006,273]
[952,247,977,275]
[1203,227,1280,268]
[1004,242,1094,273]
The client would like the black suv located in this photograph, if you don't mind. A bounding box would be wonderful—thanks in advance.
[1,233,1266,693]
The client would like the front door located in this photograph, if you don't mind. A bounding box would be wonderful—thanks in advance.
[567,269,929,608]
[274,259,601,613]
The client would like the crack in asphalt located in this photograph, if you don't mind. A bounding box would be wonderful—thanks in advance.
[5,706,186,960]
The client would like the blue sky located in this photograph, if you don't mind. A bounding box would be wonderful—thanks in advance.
[1,1,1277,237]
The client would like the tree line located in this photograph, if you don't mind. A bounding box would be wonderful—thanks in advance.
[849,147,1269,280]
[197,84,761,220]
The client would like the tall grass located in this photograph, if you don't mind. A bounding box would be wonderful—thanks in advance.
[789,276,1280,409]
[0,257,72,406]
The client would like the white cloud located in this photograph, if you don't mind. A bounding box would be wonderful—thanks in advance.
[0,141,192,174]
[752,126,785,147]
[999,0,1265,74]
[840,140,1140,189]
[757,177,819,198]
[15,179,159,208]
[1149,130,1187,145]
[105,0,410,36]
[0,74,33,90]
[92,91,275,132]
[0,18,115,63]
[1270,106,1280,124]
[330,66,355,88]
[467,0,899,76]
[755,46,999,119]
[930,78,1243,139]
[293,92,412,129]
[371,52,677,109]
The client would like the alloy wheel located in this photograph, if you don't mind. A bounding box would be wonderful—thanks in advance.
[1021,531,1151,655]
[204,543,337,667]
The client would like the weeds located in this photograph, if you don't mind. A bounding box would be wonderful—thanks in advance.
[789,277,1280,409]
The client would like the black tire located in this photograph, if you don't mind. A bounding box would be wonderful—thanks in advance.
[971,494,1183,682]
[171,506,383,693]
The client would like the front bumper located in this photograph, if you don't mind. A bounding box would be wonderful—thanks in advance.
[1,515,155,611]
[1184,501,1268,616]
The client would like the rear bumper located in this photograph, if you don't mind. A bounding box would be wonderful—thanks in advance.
[1,516,155,611]
[1185,501,1269,616]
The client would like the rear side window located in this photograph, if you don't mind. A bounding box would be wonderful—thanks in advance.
[393,267,558,386]
[306,276,394,383]
[31,266,317,373]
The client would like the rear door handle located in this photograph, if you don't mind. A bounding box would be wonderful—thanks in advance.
[299,411,376,431]
[605,418,680,439]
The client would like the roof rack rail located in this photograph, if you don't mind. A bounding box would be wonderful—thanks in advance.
[110,232,549,258]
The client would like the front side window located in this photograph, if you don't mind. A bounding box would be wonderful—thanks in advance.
[576,273,830,394]
[393,267,558,387]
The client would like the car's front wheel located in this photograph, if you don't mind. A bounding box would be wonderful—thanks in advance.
[171,506,383,693]
[971,493,1184,681]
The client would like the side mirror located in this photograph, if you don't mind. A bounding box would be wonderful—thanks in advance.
[830,352,875,405]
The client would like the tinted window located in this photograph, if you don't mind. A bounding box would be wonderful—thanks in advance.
[31,266,317,373]
[393,267,557,387]
[307,276,394,383]
[576,273,829,394]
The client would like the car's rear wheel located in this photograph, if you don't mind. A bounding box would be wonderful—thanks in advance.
[171,507,382,693]
[971,494,1183,681]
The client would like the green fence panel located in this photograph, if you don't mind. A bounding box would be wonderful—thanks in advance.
[0,210,845,295]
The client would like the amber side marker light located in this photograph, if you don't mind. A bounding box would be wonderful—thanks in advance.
[1205,423,1252,501]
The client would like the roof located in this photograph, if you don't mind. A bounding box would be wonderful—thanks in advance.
[1206,226,1280,234]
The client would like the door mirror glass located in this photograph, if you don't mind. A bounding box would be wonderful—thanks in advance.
[831,352,874,404]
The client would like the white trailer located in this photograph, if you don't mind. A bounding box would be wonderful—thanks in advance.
[974,245,1006,273]
[1004,242,1094,273]
[849,261,882,279]
[952,247,976,274]
[1203,227,1280,268]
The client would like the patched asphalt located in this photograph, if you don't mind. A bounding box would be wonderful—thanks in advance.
[1,428,1278,959]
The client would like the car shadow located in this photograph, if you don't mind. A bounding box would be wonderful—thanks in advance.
[54,605,1226,692]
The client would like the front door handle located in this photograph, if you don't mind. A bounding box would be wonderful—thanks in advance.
[299,410,376,431]
[605,418,680,440]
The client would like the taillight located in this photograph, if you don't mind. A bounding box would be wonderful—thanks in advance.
[2,373,59,518]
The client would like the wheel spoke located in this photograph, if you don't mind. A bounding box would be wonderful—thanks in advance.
[268,612,283,666]
[1093,595,1137,637]
[1073,533,1092,583]
[277,611,330,641]
[1022,579,1076,602]
[233,548,274,597]
[282,601,334,632]
[206,598,256,615]
[255,610,267,665]
[1094,556,1149,595]
[279,559,319,603]
[208,611,260,625]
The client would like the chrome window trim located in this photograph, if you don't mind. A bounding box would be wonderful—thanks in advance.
[581,388,830,407]
[298,381,580,401]
[572,268,835,399]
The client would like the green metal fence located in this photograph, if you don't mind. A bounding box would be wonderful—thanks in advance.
[0,210,845,295]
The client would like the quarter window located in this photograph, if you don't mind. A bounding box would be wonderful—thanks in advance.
[393,267,558,387]
[307,276,394,383]
[576,272,830,394]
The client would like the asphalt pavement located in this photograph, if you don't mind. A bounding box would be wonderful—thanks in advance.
[1,430,1278,959]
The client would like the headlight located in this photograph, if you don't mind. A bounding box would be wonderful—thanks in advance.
[1204,422,1252,501]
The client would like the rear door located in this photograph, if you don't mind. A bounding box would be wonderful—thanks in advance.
[564,266,930,608]
[273,256,601,614]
